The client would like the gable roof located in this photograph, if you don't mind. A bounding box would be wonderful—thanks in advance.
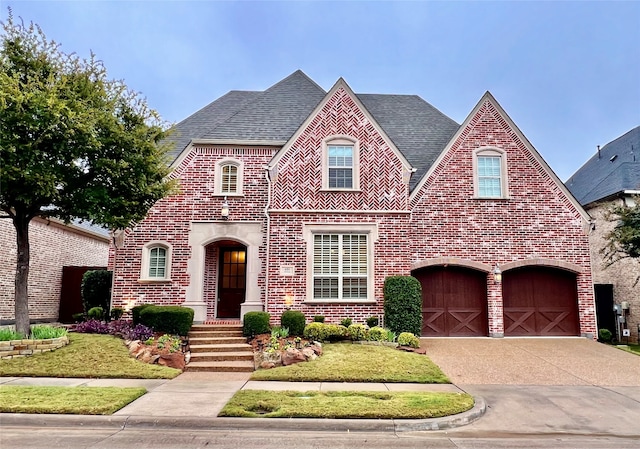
[166,70,461,191]
[566,126,640,205]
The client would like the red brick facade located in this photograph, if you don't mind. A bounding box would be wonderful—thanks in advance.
[109,79,596,337]
[1,218,109,322]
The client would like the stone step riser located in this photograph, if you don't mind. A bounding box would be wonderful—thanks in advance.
[190,345,253,354]
[190,352,254,362]
[190,325,242,332]
[188,331,243,338]
[189,337,247,345]
[185,362,254,373]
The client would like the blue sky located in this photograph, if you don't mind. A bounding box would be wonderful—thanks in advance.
[3,1,639,181]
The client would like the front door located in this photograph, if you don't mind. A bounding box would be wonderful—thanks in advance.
[217,247,246,318]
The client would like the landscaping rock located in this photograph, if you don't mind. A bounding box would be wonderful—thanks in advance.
[260,361,276,369]
[281,348,306,366]
[158,353,186,370]
[302,347,317,361]
[309,343,323,356]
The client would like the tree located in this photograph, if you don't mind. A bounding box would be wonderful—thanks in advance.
[603,196,640,283]
[0,12,175,336]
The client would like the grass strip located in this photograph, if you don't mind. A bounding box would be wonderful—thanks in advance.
[219,390,473,419]
[0,386,146,415]
[250,343,449,383]
[0,333,180,379]
[618,344,640,356]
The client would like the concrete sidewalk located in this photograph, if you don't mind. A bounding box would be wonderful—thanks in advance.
[0,372,484,433]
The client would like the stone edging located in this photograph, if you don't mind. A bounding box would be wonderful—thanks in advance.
[0,336,69,359]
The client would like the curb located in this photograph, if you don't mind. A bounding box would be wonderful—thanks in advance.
[0,395,485,433]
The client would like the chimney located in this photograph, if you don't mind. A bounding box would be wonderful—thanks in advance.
[597,145,601,159]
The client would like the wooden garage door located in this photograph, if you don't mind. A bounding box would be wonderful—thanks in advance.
[503,267,580,336]
[414,266,488,337]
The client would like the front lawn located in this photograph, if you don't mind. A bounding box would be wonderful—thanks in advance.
[0,333,180,379]
[618,344,640,356]
[219,390,473,419]
[250,342,450,383]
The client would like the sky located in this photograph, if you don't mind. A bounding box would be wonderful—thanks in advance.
[2,0,639,181]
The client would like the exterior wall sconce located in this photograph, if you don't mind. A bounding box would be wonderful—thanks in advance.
[284,293,293,309]
[493,265,502,283]
[221,197,229,220]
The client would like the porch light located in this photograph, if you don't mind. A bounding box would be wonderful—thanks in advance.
[493,265,502,283]
[221,197,229,219]
[284,293,294,309]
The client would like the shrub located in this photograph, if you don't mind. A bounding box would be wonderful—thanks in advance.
[30,325,67,339]
[132,304,155,325]
[87,306,105,320]
[124,323,154,341]
[271,326,289,338]
[71,312,85,323]
[110,307,124,321]
[397,332,420,348]
[75,319,110,334]
[243,311,271,337]
[599,328,613,343]
[385,329,397,342]
[81,270,113,315]
[340,318,353,327]
[366,316,379,328]
[383,276,422,336]
[348,323,369,341]
[303,323,348,342]
[281,310,306,336]
[138,306,194,336]
[367,326,387,342]
[313,315,325,323]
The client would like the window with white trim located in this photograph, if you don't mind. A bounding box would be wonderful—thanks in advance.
[313,233,368,300]
[473,148,509,199]
[322,136,359,190]
[140,242,172,281]
[214,159,243,196]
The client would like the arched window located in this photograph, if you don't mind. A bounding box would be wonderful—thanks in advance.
[473,147,509,199]
[322,136,360,191]
[215,159,244,195]
[140,242,172,281]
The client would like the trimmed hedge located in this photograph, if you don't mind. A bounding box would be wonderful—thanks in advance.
[281,310,306,336]
[398,332,420,348]
[383,276,422,336]
[347,323,369,341]
[138,305,194,336]
[303,323,349,342]
[243,311,271,337]
[132,304,155,325]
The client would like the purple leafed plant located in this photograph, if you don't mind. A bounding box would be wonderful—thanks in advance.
[75,319,110,334]
[124,324,154,341]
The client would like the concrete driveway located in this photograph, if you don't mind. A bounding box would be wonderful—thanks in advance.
[421,337,640,386]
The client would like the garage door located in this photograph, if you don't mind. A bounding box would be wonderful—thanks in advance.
[414,266,488,337]
[503,266,580,336]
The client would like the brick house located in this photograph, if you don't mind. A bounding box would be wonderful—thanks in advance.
[1,218,109,324]
[110,71,596,338]
[566,126,640,343]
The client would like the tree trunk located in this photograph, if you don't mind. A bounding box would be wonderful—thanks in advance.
[14,214,31,337]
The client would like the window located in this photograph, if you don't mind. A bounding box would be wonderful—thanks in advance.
[322,136,359,190]
[215,159,243,196]
[313,234,368,300]
[473,148,508,199]
[140,242,172,281]
[303,224,377,302]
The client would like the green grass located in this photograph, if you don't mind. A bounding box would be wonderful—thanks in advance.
[30,325,68,339]
[618,344,640,355]
[0,333,180,379]
[250,343,449,383]
[0,386,146,414]
[219,390,474,419]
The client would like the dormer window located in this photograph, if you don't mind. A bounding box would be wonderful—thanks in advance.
[322,136,359,191]
[215,158,244,196]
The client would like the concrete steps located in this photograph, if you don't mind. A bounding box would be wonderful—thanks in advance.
[186,324,254,373]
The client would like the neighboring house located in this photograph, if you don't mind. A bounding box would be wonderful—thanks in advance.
[0,217,110,324]
[566,126,640,343]
[110,70,596,338]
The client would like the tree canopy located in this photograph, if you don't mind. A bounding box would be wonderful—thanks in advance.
[0,12,175,335]
[603,197,640,281]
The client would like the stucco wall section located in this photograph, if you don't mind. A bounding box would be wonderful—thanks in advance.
[588,200,640,343]
[0,218,109,322]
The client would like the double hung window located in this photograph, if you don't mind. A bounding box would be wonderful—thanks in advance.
[313,233,368,300]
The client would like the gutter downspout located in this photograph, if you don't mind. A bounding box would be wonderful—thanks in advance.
[263,166,273,314]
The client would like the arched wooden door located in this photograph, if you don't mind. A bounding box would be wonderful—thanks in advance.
[413,266,488,337]
[503,266,580,336]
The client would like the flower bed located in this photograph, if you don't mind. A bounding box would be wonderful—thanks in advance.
[0,336,69,359]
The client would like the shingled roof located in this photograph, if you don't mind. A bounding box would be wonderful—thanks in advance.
[566,126,640,205]
[166,70,460,191]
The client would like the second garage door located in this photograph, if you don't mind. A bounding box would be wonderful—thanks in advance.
[503,266,580,336]
[414,266,488,337]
